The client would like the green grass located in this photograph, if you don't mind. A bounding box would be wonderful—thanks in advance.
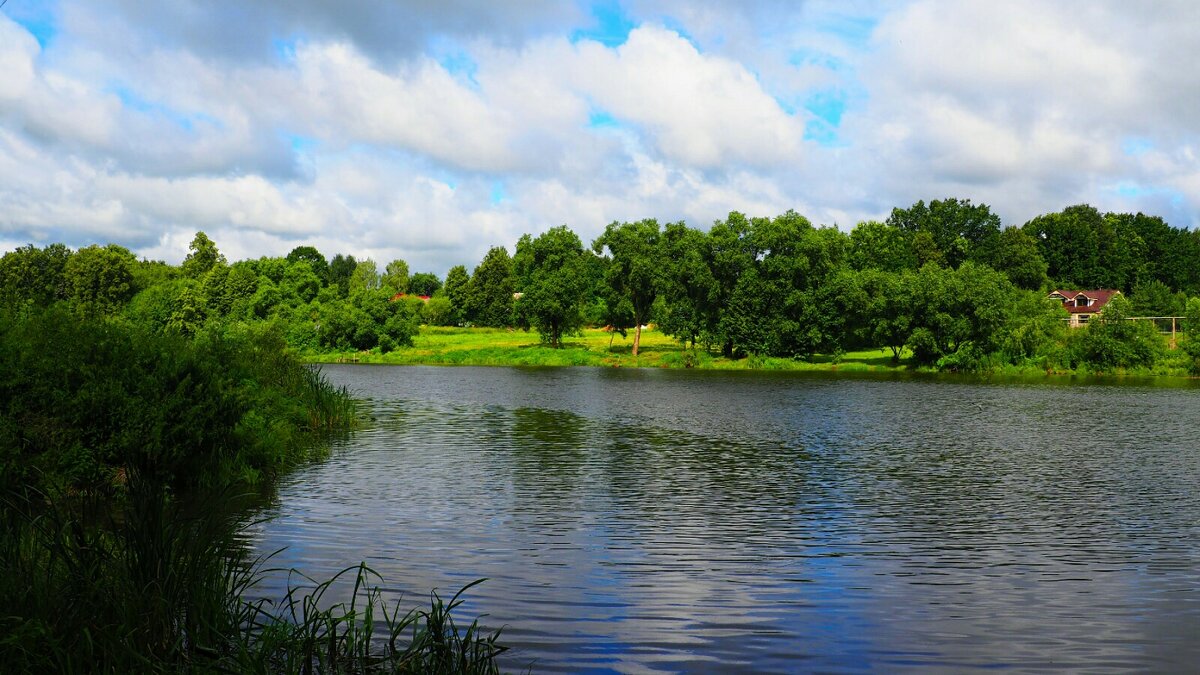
[0,308,505,673]
[306,326,913,372]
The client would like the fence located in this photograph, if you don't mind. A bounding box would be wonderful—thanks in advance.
[1128,316,1183,348]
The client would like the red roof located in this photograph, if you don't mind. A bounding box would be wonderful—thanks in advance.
[390,293,431,302]
[1049,289,1120,314]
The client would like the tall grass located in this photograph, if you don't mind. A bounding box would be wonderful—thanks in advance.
[0,486,506,673]
[232,565,506,674]
[0,308,505,673]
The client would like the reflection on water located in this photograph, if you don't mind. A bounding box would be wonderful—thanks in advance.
[244,366,1200,673]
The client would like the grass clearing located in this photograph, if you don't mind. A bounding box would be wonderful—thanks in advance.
[305,326,911,372]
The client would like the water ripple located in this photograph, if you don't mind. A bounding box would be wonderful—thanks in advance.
[245,366,1200,673]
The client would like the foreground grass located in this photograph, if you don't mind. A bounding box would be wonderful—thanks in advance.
[0,309,505,673]
[305,326,910,371]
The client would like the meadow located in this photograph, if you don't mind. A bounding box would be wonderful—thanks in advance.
[306,326,908,371]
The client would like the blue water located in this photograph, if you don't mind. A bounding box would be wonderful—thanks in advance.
[244,366,1200,672]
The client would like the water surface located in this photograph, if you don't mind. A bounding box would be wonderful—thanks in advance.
[244,365,1200,672]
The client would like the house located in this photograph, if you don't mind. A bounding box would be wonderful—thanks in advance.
[390,293,431,302]
[1048,289,1121,327]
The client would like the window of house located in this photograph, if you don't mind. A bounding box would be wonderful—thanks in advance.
[1075,296,1090,308]
[1079,314,1090,323]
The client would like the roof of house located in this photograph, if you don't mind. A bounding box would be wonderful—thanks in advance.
[1049,289,1120,314]
[390,293,431,302]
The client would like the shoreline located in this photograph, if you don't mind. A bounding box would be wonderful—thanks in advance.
[301,326,1198,385]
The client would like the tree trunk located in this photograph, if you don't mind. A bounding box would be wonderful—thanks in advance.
[632,321,642,357]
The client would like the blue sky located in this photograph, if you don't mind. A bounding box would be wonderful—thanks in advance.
[0,0,1197,272]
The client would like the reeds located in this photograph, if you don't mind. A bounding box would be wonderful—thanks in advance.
[0,486,507,674]
[231,564,506,674]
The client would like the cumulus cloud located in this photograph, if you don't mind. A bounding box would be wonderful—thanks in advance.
[65,0,582,64]
[1,1,1199,271]
[846,0,1200,223]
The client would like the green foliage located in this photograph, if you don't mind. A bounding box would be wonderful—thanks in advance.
[1182,297,1200,374]
[1130,279,1185,316]
[286,245,329,279]
[443,264,470,325]
[0,306,508,673]
[991,226,1048,290]
[409,271,442,297]
[64,244,137,316]
[282,259,323,305]
[656,222,716,349]
[350,259,382,296]
[513,226,591,347]
[181,231,226,279]
[0,308,357,496]
[593,219,662,355]
[848,220,916,272]
[1000,292,1069,365]
[1065,295,1166,371]
[887,198,1001,270]
[327,253,358,297]
[382,258,410,295]
[902,263,1017,367]
[7,198,1200,374]
[423,295,455,326]
[0,243,72,308]
[466,246,515,327]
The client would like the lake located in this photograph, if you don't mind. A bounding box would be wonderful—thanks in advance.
[243,365,1200,673]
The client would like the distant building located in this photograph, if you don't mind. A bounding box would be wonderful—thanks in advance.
[391,293,431,302]
[1048,289,1121,327]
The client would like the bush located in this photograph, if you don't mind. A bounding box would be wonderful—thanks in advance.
[0,308,355,496]
[1065,296,1166,371]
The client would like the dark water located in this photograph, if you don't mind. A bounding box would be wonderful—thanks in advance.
[244,365,1200,672]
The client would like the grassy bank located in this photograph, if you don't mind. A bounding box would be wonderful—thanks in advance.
[0,309,505,673]
[306,326,911,371]
[303,326,1200,382]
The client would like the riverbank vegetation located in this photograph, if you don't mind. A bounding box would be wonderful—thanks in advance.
[3,199,1200,377]
[0,308,505,672]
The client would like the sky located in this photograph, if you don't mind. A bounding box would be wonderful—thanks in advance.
[1,0,1198,274]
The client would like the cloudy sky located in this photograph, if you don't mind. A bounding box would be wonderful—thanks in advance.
[1,0,1198,273]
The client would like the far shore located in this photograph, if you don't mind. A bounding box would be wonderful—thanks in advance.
[302,326,1198,383]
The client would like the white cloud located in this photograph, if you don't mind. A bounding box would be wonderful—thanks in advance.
[572,26,805,168]
[3,0,1200,273]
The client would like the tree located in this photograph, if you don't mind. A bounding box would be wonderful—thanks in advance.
[887,198,1001,269]
[0,244,72,308]
[592,219,662,356]
[904,262,1016,367]
[1023,205,1102,288]
[286,245,328,280]
[65,244,137,315]
[1130,279,1185,317]
[181,232,225,278]
[1066,295,1164,371]
[167,283,206,336]
[847,220,916,272]
[282,260,322,305]
[706,212,756,357]
[466,246,515,327]
[513,226,590,347]
[656,222,715,350]
[855,268,914,360]
[408,272,442,297]
[381,259,410,295]
[991,226,1048,290]
[348,260,380,296]
[443,265,470,325]
[327,254,357,297]
[1181,297,1200,374]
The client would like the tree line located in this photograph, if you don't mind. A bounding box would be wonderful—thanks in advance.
[3,198,1200,372]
